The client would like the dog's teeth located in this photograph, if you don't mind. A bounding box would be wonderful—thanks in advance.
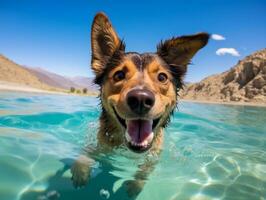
[143,141,148,146]
[129,139,152,148]
[146,132,154,143]
[125,132,131,142]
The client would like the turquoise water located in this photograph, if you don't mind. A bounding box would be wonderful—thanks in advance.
[0,91,266,200]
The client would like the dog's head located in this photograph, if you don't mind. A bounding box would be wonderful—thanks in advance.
[91,13,209,153]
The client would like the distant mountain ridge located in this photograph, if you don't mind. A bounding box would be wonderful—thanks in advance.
[0,55,53,90]
[69,76,98,91]
[24,66,98,92]
[181,49,266,104]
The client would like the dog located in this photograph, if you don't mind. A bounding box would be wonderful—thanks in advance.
[71,12,209,197]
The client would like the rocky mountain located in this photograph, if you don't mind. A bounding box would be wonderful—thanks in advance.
[181,49,266,104]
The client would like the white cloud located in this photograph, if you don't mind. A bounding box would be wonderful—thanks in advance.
[216,48,240,57]
[211,34,226,41]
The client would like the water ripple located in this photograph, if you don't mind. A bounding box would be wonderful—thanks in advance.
[0,92,265,200]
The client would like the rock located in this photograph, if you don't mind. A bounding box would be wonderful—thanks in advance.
[195,83,205,91]
[230,94,243,102]
[236,61,256,88]
[253,76,265,89]
[181,49,266,104]
[223,69,236,85]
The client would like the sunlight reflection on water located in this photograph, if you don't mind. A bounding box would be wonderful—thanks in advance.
[0,91,265,200]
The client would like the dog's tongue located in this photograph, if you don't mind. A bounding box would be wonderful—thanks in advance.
[127,119,153,144]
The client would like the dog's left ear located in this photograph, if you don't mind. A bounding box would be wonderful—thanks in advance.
[157,33,209,76]
[91,12,125,76]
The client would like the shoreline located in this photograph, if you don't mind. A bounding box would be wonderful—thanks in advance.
[0,81,97,97]
[180,99,266,107]
[0,82,265,107]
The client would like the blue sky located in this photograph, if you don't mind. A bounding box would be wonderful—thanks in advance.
[0,0,265,82]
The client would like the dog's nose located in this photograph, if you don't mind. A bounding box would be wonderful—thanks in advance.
[126,89,155,114]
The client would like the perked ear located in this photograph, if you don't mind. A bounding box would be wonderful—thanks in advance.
[91,12,125,75]
[157,33,209,76]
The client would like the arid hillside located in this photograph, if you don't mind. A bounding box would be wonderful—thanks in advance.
[181,49,266,104]
[0,54,97,94]
[0,55,55,90]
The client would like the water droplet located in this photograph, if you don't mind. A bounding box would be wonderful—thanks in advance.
[46,190,60,200]
[99,188,110,199]
[37,195,47,200]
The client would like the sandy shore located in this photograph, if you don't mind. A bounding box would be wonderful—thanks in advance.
[0,81,98,96]
[180,99,266,107]
[0,81,67,94]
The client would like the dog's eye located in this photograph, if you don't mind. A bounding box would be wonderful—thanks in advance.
[158,72,168,83]
[113,70,125,82]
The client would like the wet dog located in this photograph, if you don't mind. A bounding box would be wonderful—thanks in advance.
[71,12,209,197]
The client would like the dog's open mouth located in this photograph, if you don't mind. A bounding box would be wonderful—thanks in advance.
[113,107,160,153]
[126,119,155,153]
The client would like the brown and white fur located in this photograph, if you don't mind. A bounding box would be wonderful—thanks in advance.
[71,12,209,197]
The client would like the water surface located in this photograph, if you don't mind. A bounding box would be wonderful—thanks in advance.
[0,91,265,200]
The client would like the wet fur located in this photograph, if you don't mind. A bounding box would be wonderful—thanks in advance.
[71,12,209,198]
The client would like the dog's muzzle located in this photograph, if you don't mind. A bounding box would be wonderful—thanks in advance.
[112,88,161,153]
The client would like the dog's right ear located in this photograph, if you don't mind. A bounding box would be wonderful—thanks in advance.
[91,12,125,76]
[157,33,209,78]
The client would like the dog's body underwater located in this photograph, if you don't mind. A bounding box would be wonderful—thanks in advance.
[71,12,209,197]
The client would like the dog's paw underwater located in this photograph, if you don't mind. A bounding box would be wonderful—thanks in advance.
[71,155,94,188]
